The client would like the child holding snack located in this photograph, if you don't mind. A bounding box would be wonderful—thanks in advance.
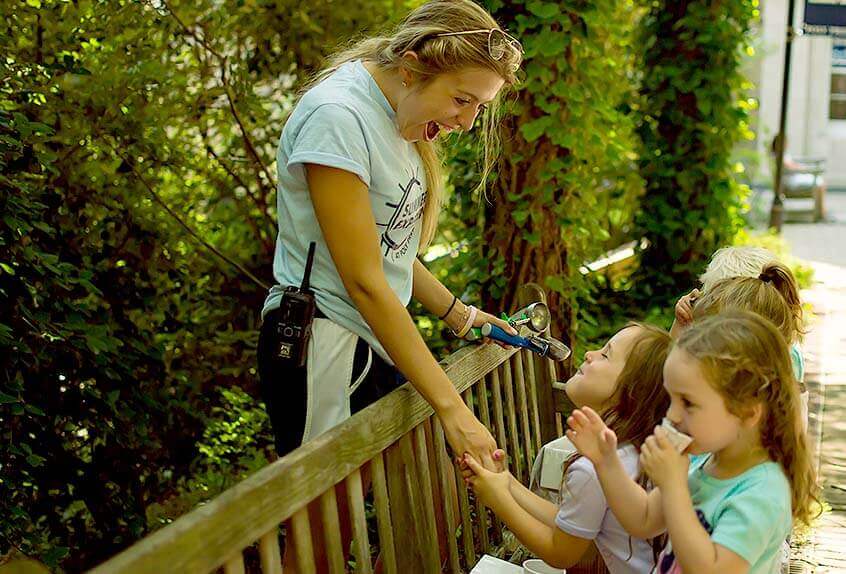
[462,324,672,573]
[567,311,818,574]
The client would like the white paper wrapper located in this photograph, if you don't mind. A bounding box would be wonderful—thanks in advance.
[661,417,693,453]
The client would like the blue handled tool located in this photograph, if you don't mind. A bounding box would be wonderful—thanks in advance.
[481,323,529,347]
[480,323,571,362]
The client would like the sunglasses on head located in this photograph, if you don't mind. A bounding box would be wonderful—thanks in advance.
[434,28,523,72]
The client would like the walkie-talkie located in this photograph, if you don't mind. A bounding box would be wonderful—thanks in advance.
[276,242,317,367]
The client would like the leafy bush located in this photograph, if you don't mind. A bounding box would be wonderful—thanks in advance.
[1,0,396,569]
[145,387,274,529]
[631,0,758,307]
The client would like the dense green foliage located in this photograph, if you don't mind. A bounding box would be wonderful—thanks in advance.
[2,0,761,570]
[1,0,401,569]
[631,0,758,306]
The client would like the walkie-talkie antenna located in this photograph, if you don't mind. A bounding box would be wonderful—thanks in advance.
[301,242,317,292]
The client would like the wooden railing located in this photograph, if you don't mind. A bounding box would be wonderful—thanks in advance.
[90,343,562,574]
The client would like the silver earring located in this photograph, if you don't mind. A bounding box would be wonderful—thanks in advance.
[402,80,408,87]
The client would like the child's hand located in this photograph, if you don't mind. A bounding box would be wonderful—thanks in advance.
[565,407,618,467]
[674,289,701,329]
[456,448,506,479]
[640,426,690,491]
[463,453,511,510]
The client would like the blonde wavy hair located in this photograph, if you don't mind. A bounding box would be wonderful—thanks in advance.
[303,0,521,249]
[677,310,820,526]
[693,262,804,344]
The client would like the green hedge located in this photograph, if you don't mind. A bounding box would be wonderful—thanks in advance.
[631,0,758,306]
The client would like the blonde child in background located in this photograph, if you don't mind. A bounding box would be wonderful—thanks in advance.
[692,262,809,429]
[567,311,818,574]
[462,324,671,573]
[671,246,808,418]
[671,246,776,338]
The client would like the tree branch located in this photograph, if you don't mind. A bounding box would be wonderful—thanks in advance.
[158,0,277,204]
[99,133,270,291]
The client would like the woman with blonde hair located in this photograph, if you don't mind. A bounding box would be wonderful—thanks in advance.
[258,0,523,482]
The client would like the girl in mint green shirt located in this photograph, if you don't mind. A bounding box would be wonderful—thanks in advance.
[567,311,819,574]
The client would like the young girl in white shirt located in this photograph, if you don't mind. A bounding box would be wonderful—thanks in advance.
[463,323,672,573]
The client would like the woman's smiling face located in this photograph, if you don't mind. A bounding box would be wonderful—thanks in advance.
[395,66,504,142]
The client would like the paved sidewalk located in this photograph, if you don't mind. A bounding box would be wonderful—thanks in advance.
[783,192,846,573]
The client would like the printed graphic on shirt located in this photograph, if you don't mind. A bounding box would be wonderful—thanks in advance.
[376,167,425,262]
[658,509,713,574]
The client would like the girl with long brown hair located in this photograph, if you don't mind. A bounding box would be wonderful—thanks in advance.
[463,324,672,572]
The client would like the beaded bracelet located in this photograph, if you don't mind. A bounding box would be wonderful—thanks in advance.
[456,305,478,339]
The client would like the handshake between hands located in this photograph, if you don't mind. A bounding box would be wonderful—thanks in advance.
[460,406,693,506]
[457,448,513,510]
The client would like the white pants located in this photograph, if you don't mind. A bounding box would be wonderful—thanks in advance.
[302,318,373,443]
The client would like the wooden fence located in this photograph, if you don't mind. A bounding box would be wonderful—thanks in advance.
[89,342,562,574]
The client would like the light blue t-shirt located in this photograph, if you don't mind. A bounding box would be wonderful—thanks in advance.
[263,60,426,362]
[656,455,792,574]
[790,343,805,383]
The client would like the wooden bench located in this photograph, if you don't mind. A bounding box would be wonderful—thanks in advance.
[90,342,565,574]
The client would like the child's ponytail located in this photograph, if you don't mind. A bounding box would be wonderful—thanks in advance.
[758,262,804,341]
[693,262,804,344]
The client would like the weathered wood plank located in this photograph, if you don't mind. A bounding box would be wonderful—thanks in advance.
[475,375,503,543]
[385,437,417,573]
[289,508,316,574]
[501,359,523,483]
[345,469,372,574]
[523,351,543,453]
[318,486,345,574]
[455,393,477,570]
[88,343,516,574]
[432,418,462,574]
[222,553,245,574]
[258,529,282,574]
[512,353,534,471]
[490,369,508,460]
[534,353,560,445]
[455,459,476,571]
[467,385,490,555]
[412,425,441,572]
[370,452,398,574]
[422,418,450,566]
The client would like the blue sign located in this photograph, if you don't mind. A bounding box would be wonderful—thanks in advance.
[804,1,846,37]
[835,44,846,68]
